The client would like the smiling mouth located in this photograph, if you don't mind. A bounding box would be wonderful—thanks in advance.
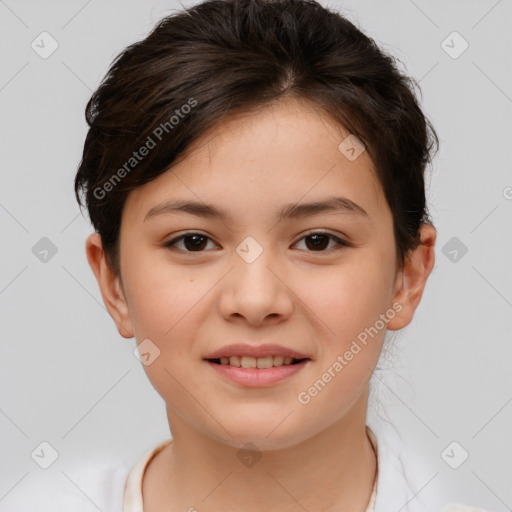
[206,355,309,368]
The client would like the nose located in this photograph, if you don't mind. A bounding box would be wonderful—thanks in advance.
[217,242,294,326]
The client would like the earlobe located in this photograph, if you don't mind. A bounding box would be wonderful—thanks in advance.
[85,233,134,339]
[387,224,436,331]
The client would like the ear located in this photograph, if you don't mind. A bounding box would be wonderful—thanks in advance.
[387,223,436,331]
[85,232,134,339]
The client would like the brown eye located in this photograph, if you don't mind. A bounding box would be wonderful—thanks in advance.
[304,233,330,251]
[164,233,217,252]
[164,230,350,254]
[294,231,350,253]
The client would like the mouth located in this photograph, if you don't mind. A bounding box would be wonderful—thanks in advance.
[204,355,311,387]
[203,343,312,387]
[206,355,310,368]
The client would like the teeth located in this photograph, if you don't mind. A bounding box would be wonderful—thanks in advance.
[273,355,284,366]
[256,356,273,369]
[217,355,301,368]
[229,355,241,367]
[240,356,256,368]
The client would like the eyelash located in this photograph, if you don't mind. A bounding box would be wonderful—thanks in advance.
[163,230,351,254]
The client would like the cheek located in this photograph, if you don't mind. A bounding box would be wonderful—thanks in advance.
[125,264,197,403]
[296,265,390,417]
[296,252,393,409]
[122,250,211,393]
[303,253,393,339]
[123,249,200,339]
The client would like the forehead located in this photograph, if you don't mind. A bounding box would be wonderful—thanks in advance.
[123,97,389,224]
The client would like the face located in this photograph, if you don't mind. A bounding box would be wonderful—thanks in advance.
[88,97,435,451]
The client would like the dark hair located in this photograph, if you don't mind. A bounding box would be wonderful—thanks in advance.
[75,0,438,277]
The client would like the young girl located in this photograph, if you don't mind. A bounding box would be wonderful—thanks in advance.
[69,0,485,510]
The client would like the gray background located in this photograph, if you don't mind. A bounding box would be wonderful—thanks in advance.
[1,0,511,509]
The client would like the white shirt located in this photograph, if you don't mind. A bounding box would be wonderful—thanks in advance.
[3,423,487,512]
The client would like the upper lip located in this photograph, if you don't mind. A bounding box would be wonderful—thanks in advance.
[204,343,310,360]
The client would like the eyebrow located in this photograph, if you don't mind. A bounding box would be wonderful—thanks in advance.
[144,196,369,223]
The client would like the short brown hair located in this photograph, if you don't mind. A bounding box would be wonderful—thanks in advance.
[75,0,439,277]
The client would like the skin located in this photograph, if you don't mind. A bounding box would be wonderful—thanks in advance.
[86,96,436,511]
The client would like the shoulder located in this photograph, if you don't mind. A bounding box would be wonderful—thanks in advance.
[366,421,494,512]
[2,460,129,512]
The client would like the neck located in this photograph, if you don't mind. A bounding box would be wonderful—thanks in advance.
[143,394,377,512]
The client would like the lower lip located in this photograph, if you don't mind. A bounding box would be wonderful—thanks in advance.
[205,360,309,387]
